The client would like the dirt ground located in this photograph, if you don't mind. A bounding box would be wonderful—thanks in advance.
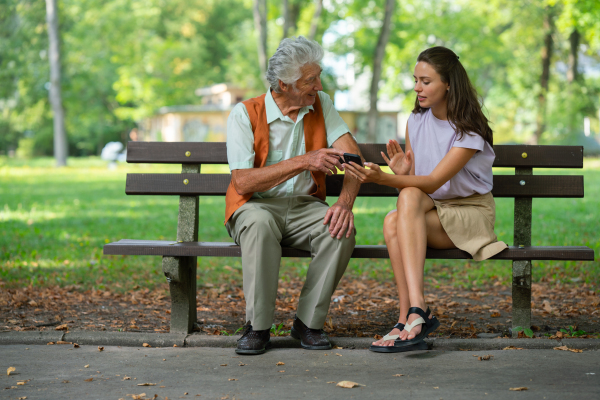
[1,277,599,339]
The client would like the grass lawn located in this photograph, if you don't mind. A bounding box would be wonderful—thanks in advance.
[1,156,599,292]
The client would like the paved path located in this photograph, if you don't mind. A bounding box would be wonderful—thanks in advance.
[1,345,598,400]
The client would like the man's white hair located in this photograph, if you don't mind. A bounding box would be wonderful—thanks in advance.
[266,36,324,93]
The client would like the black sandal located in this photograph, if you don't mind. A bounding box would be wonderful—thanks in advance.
[393,306,440,348]
[369,322,429,353]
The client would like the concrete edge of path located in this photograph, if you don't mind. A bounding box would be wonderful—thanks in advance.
[2,331,599,350]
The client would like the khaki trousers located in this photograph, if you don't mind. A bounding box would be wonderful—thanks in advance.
[226,195,355,330]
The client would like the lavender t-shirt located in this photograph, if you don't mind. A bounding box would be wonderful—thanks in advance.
[407,109,494,200]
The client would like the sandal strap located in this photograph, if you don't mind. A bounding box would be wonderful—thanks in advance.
[404,317,426,333]
[406,306,429,321]
[382,333,400,341]
[393,322,405,331]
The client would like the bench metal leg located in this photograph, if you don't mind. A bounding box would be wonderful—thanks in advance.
[163,256,197,334]
[512,168,532,337]
[512,260,531,334]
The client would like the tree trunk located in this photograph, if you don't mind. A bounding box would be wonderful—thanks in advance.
[534,8,554,144]
[282,0,300,39]
[45,0,67,166]
[567,29,579,84]
[367,0,395,143]
[253,0,269,89]
[308,0,323,41]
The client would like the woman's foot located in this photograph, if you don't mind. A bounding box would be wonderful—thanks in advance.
[371,322,405,347]
[398,306,433,341]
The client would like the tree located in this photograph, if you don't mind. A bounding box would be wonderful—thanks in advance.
[367,0,395,142]
[253,0,269,88]
[534,6,555,144]
[45,0,67,165]
[307,0,323,41]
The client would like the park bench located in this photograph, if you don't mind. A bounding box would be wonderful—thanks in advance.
[104,142,594,335]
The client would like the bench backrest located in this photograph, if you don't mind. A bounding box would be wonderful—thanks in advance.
[125,142,584,199]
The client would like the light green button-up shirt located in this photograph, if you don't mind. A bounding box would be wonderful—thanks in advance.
[226,90,350,199]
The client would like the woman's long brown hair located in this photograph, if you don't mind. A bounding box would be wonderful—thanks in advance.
[412,46,493,146]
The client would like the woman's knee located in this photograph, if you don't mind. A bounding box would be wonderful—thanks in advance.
[383,210,398,240]
[396,187,427,213]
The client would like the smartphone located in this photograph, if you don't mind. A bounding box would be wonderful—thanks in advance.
[341,153,363,166]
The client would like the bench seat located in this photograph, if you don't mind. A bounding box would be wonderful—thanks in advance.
[105,239,594,261]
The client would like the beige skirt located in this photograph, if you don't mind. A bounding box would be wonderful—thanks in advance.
[432,192,508,261]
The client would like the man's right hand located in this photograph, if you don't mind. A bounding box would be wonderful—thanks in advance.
[303,148,345,176]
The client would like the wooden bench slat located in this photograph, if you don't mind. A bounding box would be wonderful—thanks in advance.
[126,142,583,168]
[125,174,584,198]
[103,240,594,261]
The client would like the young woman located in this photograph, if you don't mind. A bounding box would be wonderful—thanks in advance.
[344,46,507,353]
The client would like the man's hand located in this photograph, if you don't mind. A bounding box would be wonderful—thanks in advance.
[303,148,345,176]
[381,139,412,175]
[344,162,385,184]
[323,200,355,239]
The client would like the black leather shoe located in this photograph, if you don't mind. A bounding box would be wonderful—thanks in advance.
[290,315,331,350]
[235,322,271,355]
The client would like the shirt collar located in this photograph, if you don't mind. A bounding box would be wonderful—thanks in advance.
[265,90,315,124]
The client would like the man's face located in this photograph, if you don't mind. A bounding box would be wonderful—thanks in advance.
[283,63,323,108]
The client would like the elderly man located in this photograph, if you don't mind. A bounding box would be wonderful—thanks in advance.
[225,36,363,355]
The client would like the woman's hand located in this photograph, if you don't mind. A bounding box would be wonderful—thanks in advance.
[344,162,385,184]
[382,140,412,175]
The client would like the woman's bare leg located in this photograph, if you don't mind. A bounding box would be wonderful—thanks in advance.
[371,210,411,346]
[395,188,455,341]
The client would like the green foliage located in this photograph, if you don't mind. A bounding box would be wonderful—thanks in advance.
[1,158,599,292]
[270,323,290,336]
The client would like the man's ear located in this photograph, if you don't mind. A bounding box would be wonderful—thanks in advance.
[278,79,288,93]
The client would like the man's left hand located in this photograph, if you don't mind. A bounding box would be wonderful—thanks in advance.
[323,201,354,239]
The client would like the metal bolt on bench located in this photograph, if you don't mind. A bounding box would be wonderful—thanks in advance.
[104,143,594,335]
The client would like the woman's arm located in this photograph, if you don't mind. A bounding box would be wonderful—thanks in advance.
[345,146,477,194]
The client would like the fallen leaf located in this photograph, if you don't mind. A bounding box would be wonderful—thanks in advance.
[336,381,364,388]
[502,346,523,350]
[490,312,501,318]
[47,342,55,345]
[137,383,156,386]
[478,355,493,361]
[98,346,104,352]
[7,367,16,376]
[335,353,343,357]
[56,341,72,345]
[220,364,228,367]
[333,346,343,349]
[434,386,439,389]
[123,376,131,380]
[73,343,80,348]
[62,380,69,383]
[373,334,383,340]
[18,397,27,400]
[509,387,528,391]
[393,374,404,377]
[127,394,146,400]
[554,346,583,353]
[327,381,336,384]
[276,361,285,366]
[84,378,93,382]
[279,370,285,373]
[55,324,68,331]
[228,378,237,381]
[17,381,25,386]
[84,364,89,368]
[142,343,151,348]
[173,344,178,347]
[238,362,246,366]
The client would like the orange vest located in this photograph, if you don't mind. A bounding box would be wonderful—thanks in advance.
[224,93,327,224]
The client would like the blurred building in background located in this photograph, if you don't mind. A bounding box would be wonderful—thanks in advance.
[138,83,400,143]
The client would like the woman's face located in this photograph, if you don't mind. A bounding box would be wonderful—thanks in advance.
[413,61,449,110]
